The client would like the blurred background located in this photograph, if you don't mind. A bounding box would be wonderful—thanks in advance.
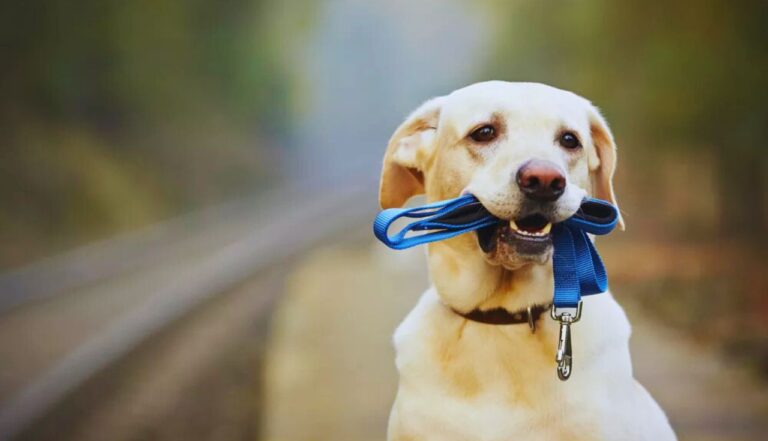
[0,0,766,440]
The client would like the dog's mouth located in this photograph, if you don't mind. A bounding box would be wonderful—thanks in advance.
[509,214,552,238]
[477,212,554,259]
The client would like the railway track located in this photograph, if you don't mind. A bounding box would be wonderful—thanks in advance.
[0,176,378,440]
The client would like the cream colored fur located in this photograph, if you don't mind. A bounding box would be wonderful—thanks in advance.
[380,81,676,441]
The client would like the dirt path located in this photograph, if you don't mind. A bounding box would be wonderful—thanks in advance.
[262,239,768,441]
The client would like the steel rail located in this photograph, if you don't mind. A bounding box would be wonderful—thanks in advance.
[0,175,378,439]
[0,181,329,316]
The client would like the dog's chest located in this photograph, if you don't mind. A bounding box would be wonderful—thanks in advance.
[391,292,627,441]
[392,376,606,441]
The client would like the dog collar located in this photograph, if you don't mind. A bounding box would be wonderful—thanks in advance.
[453,303,552,332]
[373,195,619,381]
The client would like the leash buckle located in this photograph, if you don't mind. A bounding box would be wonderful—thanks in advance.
[551,301,583,381]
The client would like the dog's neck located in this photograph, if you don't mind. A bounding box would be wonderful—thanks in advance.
[427,239,554,314]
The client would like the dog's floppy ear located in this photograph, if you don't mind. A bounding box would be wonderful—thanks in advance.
[379,97,443,209]
[587,107,625,229]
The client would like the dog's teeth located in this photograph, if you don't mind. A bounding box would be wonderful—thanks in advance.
[509,220,553,237]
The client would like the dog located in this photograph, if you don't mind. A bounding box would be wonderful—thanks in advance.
[379,81,676,441]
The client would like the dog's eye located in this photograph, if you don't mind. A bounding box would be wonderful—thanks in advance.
[469,125,497,143]
[558,131,581,150]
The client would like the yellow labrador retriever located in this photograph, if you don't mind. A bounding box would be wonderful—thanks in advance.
[380,81,676,441]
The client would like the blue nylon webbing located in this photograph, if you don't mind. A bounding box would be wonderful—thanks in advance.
[372,195,618,307]
[372,194,498,250]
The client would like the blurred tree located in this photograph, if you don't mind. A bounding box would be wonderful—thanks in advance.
[486,0,768,242]
[0,0,291,266]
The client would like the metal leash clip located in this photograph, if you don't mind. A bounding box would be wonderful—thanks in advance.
[551,301,583,381]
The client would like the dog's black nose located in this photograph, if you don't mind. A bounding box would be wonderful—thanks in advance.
[516,159,566,202]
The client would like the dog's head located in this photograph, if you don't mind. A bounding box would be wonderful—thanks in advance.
[379,81,622,309]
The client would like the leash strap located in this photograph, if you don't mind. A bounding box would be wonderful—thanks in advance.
[372,194,498,250]
[551,199,618,307]
[372,196,618,306]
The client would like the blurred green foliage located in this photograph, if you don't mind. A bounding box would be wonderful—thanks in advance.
[0,0,290,266]
[486,0,768,240]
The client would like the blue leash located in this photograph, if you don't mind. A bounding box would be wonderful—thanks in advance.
[372,195,617,307]
[372,194,619,380]
[550,198,618,307]
[372,194,497,249]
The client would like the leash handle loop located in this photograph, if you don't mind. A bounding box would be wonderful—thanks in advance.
[373,195,618,304]
[373,196,618,302]
[372,194,497,250]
